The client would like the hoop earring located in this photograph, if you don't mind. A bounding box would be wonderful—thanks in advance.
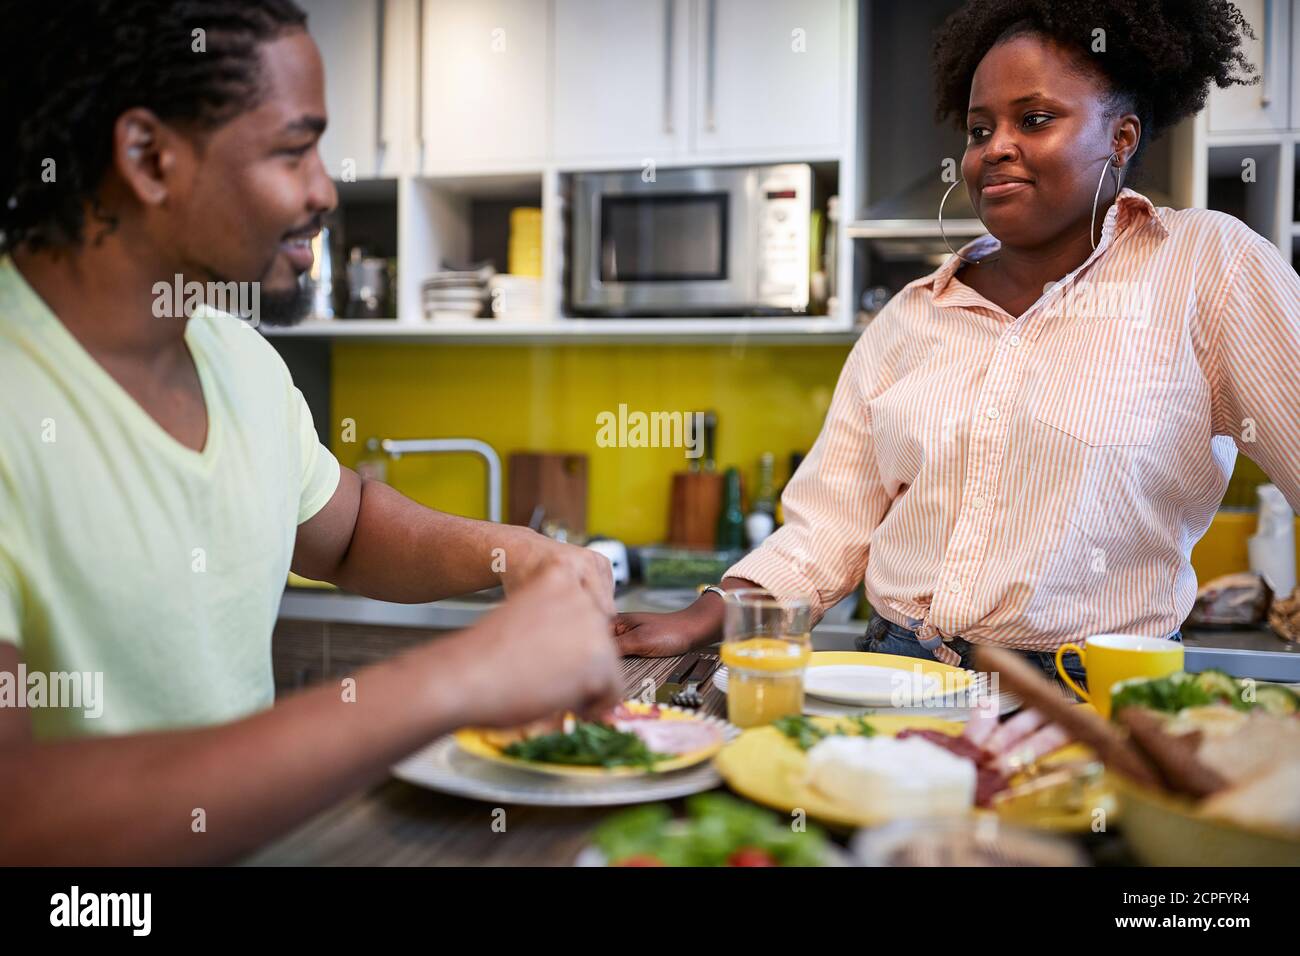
[939,178,979,265]
[1090,152,1126,251]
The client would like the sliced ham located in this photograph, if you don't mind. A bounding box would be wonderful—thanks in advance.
[962,693,1002,749]
[989,723,1072,776]
[984,708,1048,756]
[614,718,722,755]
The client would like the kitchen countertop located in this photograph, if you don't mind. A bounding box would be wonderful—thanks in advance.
[278,585,1300,682]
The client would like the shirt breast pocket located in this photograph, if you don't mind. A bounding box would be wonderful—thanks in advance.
[1031,319,1164,447]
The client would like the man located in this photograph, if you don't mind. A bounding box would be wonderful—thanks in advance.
[0,0,622,864]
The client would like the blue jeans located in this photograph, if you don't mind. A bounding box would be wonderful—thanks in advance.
[855,615,1183,698]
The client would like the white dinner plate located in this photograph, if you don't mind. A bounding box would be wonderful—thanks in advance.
[391,727,738,807]
[711,665,1022,720]
[803,664,944,707]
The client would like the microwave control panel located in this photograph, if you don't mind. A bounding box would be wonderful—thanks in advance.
[755,170,812,310]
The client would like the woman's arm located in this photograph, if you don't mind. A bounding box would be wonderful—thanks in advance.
[615,336,894,656]
[1208,234,1300,510]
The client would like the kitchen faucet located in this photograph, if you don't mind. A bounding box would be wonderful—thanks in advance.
[373,437,502,523]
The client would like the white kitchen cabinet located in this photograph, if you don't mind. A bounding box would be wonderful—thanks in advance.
[1208,0,1291,133]
[1292,0,1300,129]
[553,0,691,162]
[300,0,419,179]
[300,0,382,178]
[300,0,418,179]
[692,0,843,156]
[419,0,550,172]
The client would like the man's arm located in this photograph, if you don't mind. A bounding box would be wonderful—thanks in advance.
[292,466,616,615]
[0,566,622,865]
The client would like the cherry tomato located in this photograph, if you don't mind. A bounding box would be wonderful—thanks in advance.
[728,847,778,867]
[615,855,664,867]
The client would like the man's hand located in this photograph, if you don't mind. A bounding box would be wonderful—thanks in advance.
[451,563,623,727]
[0,563,623,866]
[295,469,617,612]
[497,527,616,618]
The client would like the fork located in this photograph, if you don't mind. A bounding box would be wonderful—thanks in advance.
[671,660,717,709]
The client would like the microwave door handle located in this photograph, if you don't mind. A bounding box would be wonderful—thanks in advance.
[593,200,612,286]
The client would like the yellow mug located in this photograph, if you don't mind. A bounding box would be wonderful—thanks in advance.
[1054,633,1184,719]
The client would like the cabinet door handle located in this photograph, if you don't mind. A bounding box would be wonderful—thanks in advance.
[1259,0,1272,108]
[416,0,426,153]
[375,0,386,153]
[663,0,675,134]
[705,0,717,132]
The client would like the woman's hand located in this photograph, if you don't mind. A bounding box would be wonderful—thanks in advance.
[614,598,725,657]
[614,577,760,657]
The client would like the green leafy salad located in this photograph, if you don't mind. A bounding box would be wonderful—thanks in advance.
[593,794,830,867]
[503,721,670,770]
[773,714,876,751]
[1109,669,1299,718]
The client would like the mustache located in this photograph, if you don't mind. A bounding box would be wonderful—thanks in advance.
[282,217,324,240]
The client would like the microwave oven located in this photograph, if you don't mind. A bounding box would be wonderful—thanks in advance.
[570,163,813,316]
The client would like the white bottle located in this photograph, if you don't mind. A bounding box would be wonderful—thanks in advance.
[1248,484,1296,597]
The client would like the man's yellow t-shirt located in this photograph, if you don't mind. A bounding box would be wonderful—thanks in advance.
[0,257,340,739]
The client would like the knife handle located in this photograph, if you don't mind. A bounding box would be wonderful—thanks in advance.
[666,653,701,686]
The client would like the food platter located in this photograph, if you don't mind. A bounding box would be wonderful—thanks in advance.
[713,713,1107,832]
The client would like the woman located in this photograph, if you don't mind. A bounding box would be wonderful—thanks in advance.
[615,0,1299,687]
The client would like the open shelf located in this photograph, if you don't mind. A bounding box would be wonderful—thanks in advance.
[310,178,399,320]
[1207,142,1285,248]
[396,171,545,324]
[258,316,860,345]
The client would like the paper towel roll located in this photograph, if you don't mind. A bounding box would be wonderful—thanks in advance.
[1248,484,1297,597]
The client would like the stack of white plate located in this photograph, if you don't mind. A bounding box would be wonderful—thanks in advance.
[487,274,544,322]
[421,264,494,322]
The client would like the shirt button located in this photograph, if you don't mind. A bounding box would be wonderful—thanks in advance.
[948,581,962,594]
[1008,335,1022,347]
[971,496,986,510]
[986,407,1000,420]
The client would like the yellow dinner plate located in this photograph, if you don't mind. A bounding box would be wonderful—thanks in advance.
[717,652,974,690]
[454,701,732,778]
[713,714,1107,833]
[809,651,972,685]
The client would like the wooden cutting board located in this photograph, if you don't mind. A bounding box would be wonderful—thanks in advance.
[508,452,588,538]
[668,471,724,549]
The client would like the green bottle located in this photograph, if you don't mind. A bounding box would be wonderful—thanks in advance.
[716,467,746,551]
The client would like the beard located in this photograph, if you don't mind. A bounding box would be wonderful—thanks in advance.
[256,274,314,326]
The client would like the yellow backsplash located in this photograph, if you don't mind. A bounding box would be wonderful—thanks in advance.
[330,342,853,544]
[331,342,1289,586]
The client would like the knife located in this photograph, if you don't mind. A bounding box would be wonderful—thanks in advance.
[654,653,702,704]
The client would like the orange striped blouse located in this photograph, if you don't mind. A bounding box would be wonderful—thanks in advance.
[728,188,1300,664]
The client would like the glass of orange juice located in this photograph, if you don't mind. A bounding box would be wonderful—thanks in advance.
[720,590,813,728]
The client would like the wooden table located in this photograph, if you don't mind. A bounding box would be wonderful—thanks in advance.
[243,650,1134,866]
[243,654,728,866]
